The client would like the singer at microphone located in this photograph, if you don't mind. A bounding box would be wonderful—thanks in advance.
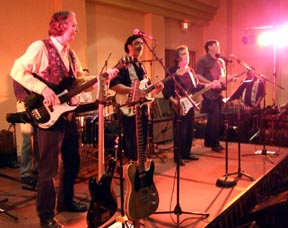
[133,29,154,39]
[215,53,232,63]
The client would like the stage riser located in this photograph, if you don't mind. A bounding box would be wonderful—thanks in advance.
[206,156,288,228]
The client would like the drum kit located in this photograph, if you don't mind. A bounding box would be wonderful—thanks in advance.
[76,93,119,157]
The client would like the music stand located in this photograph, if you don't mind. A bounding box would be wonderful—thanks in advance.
[223,80,255,181]
[242,79,278,163]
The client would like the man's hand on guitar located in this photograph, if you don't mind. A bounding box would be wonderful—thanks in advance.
[210,80,222,89]
[105,68,119,80]
[152,81,164,94]
[41,86,60,106]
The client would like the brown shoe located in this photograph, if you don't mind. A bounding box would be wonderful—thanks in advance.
[40,218,63,228]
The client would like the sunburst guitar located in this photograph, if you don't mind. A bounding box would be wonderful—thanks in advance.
[123,80,159,221]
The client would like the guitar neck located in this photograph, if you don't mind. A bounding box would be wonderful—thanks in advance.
[143,76,171,94]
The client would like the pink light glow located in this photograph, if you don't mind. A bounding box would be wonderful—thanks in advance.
[257,24,288,47]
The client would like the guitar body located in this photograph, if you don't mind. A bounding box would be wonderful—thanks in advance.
[87,158,117,228]
[24,91,77,129]
[115,79,154,116]
[124,159,159,221]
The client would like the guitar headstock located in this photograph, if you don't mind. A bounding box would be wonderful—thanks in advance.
[116,56,135,69]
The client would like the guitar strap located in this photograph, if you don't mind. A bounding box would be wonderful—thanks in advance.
[188,71,197,88]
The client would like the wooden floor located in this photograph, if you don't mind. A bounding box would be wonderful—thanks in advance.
[0,139,287,228]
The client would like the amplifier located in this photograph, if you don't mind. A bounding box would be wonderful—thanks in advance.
[151,117,173,144]
[0,129,17,167]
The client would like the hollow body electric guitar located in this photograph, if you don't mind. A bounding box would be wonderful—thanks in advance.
[24,57,134,129]
[123,80,159,221]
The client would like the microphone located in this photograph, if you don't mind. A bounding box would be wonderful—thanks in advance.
[133,29,154,39]
[215,53,232,63]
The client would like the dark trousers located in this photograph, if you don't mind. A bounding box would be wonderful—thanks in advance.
[173,108,194,161]
[36,117,80,219]
[202,98,222,147]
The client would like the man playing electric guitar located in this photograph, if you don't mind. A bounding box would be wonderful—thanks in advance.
[195,40,227,152]
[110,34,163,227]
[110,34,163,162]
[163,45,221,166]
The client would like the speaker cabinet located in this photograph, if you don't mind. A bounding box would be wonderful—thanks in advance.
[152,117,173,144]
[0,129,17,167]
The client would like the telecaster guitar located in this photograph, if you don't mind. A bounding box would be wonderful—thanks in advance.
[24,57,134,129]
[123,80,159,221]
[115,76,171,116]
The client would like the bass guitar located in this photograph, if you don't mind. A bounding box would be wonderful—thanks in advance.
[123,80,159,221]
[24,57,134,129]
[87,158,117,228]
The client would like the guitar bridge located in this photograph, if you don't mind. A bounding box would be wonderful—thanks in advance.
[31,109,41,120]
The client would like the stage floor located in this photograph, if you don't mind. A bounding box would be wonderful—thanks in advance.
[0,139,287,228]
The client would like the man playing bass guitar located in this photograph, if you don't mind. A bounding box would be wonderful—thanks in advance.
[10,11,118,228]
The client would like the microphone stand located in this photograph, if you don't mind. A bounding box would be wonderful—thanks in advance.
[215,61,237,188]
[231,55,283,162]
[140,36,209,226]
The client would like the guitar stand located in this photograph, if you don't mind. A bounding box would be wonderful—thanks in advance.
[104,104,131,228]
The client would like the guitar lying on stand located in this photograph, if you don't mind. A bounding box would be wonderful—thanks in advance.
[86,57,134,227]
[123,80,159,221]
